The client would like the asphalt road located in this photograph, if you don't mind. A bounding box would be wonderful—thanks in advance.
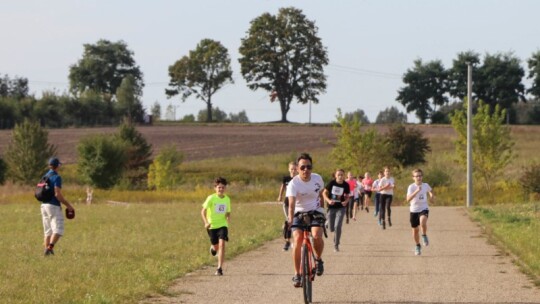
[143,206,539,304]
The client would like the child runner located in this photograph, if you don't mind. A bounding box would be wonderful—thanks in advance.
[378,167,395,230]
[362,172,373,213]
[201,177,231,276]
[406,168,434,256]
[345,171,356,224]
[322,169,350,252]
[372,171,383,221]
[352,175,364,220]
[277,161,298,251]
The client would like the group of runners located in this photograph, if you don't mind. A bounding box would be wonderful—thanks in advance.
[201,152,434,284]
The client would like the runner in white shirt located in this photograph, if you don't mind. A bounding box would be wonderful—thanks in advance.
[406,168,434,256]
[378,166,395,229]
[286,153,326,287]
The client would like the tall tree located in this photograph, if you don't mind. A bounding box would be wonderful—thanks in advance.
[166,39,233,122]
[238,7,328,122]
[342,109,370,124]
[0,74,29,99]
[150,101,161,121]
[527,50,540,99]
[375,106,407,124]
[476,52,525,110]
[396,59,448,123]
[69,39,144,100]
[5,119,57,184]
[116,75,145,123]
[448,50,481,100]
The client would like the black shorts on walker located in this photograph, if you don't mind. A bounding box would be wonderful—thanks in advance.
[207,226,229,245]
[410,209,429,228]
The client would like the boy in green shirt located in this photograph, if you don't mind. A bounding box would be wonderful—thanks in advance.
[201,177,231,276]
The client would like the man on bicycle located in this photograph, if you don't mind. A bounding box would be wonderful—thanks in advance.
[286,153,326,287]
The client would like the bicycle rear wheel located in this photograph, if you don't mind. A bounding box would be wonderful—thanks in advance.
[301,243,312,304]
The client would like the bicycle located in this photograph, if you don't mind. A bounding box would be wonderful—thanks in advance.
[296,211,327,304]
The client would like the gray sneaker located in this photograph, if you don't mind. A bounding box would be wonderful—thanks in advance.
[415,245,421,256]
[422,235,429,246]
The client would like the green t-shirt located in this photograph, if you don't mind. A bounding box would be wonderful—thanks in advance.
[202,193,231,229]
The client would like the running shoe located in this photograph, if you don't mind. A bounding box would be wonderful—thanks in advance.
[422,235,429,247]
[292,274,302,287]
[378,218,382,226]
[388,218,392,227]
[210,246,217,256]
[415,245,421,256]
[215,268,223,276]
[374,212,378,217]
[366,207,369,213]
[334,246,339,252]
[382,221,386,230]
[44,249,54,256]
[315,259,324,276]
[283,241,291,251]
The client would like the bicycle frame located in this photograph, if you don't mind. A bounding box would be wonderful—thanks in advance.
[299,213,316,304]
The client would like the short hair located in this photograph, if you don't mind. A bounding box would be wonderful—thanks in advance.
[296,153,312,164]
[412,168,423,176]
[214,177,228,186]
[288,161,297,167]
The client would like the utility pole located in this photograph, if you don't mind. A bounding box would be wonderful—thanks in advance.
[466,62,473,207]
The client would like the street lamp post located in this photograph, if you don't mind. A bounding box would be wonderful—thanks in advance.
[466,62,473,207]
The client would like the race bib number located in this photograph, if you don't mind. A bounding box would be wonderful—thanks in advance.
[331,186,344,196]
[214,203,227,214]
[419,194,425,200]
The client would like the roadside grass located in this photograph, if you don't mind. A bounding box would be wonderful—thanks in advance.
[0,201,284,303]
[469,202,540,286]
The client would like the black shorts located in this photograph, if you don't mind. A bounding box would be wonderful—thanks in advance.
[410,209,429,228]
[291,210,326,231]
[364,190,372,198]
[207,226,229,245]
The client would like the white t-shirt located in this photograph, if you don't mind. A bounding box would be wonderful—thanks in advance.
[372,179,381,193]
[379,176,395,195]
[355,181,363,198]
[286,173,324,213]
[407,182,432,212]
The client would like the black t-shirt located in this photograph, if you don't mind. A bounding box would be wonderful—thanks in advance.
[325,180,350,209]
[282,175,293,186]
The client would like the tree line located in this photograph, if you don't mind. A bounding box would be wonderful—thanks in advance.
[3,7,540,127]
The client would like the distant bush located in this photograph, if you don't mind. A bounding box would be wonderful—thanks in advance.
[520,163,540,194]
[147,145,184,190]
[385,124,431,167]
[0,157,6,185]
[424,167,451,187]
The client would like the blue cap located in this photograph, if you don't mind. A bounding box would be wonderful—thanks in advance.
[49,157,61,167]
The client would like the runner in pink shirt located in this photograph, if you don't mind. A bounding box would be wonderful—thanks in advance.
[361,172,373,213]
[345,172,356,224]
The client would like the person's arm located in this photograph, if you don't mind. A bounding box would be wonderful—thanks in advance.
[428,190,435,205]
[406,185,421,203]
[278,184,285,201]
[287,196,296,226]
[201,208,210,229]
[54,187,74,211]
[226,212,231,224]
[322,188,333,207]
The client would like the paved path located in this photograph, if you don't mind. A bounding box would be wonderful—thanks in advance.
[143,207,539,303]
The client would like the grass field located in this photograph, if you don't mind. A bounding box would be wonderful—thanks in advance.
[1,124,539,302]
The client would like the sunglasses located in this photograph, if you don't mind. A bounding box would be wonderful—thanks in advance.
[299,165,313,171]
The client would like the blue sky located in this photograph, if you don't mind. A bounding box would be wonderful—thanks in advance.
[1,0,539,123]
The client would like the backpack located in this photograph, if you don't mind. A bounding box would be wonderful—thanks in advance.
[35,172,56,202]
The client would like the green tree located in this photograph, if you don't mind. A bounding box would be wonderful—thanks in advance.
[147,145,184,190]
[450,101,514,190]
[116,75,145,123]
[397,59,448,123]
[77,135,127,189]
[476,52,525,110]
[69,39,144,100]
[375,106,407,124]
[385,124,431,167]
[115,120,153,188]
[229,110,250,123]
[342,109,370,124]
[197,107,227,122]
[0,74,29,99]
[4,119,57,184]
[330,109,394,173]
[448,50,481,100]
[238,7,328,122]
[151,101,161,121]
[166,39,233,122]
[527,50,540,99]
[179,114,196,122]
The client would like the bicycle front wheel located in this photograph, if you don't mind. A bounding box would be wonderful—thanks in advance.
[301,243,312,304]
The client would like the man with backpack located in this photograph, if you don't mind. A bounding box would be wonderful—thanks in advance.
[39,157,74,256]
